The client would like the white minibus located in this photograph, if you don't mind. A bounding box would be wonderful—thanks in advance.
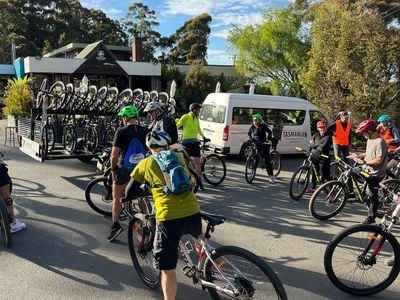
[199,93,329,158]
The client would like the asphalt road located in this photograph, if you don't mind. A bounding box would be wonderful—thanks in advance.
[0,145,399,300]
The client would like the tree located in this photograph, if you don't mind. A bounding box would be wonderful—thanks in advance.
[302,0,400,122]
[169,13,212,65]
[3,76,32,118]
[0,1,27,63]
[228,8,310,98]
[179,63,215,108]
[122,2,160,61]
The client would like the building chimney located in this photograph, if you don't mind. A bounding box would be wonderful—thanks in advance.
[132,37,143,62]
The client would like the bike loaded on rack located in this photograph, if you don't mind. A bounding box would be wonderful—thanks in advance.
[18,79,177,162]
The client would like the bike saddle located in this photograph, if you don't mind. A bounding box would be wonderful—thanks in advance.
[200,211,226,226]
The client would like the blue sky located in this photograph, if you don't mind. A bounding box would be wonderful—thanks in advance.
[80,0,294,65]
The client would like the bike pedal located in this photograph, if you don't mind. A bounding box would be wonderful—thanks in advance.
[182,266,195,278]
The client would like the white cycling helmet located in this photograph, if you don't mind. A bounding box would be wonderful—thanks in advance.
[146,130,171,149]
[144,101,162,112]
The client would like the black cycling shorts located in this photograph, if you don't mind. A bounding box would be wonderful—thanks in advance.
[114,166,131,185]
[0,164,11,187]
[153,213,202,270]
[182,141,201,158]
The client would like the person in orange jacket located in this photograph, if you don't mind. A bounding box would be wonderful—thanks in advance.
[327,111,352,162]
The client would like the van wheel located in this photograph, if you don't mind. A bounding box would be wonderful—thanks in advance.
[240,142,253,161]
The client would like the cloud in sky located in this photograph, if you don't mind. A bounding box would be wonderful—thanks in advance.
[80,0,295,64]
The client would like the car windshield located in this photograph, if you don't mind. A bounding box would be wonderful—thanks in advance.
[200,104,226,123]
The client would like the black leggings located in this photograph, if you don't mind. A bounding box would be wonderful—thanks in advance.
[257,143,273,176]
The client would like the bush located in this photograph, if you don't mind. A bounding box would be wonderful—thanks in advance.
[3,76,32,118]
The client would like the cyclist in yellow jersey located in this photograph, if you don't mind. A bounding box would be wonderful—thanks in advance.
[126,131,201,300]
[176,103,210,190]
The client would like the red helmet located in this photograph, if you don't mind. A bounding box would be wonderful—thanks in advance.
[356,119,377,133]
[317,120,328,128]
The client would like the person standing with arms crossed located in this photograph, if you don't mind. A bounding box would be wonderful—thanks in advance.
[176,103,209,191]
[108,105,149,242]
[328,111,352,161]
[125,130,202,300]
[328,111,355,197]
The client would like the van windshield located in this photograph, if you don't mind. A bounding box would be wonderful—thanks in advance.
[200,104,226,123]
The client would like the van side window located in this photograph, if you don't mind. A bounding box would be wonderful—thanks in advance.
[267,109,306,126]
[232,107,251,124]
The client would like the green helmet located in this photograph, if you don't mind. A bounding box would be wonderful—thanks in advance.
[252,113,263,121]
[118,105,138,118]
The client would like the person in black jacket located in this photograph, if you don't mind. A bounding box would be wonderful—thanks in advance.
[248,113,276,183]
[306,120,332,194]
[143,101,178,145]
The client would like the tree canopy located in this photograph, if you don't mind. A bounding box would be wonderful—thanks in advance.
[301,0,400,121]
[228,8,310,98]
[122,2,160,61]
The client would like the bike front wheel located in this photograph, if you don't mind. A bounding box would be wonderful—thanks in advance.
[128,214,160,289]
[85,177,112,216]
[309,180,347,220]
[270,150,281,177]
[324,224,400,296]
[0,196,12,248]
[204,245,287,299]
[288,166,310,201]
[245,155,258,184]
[202,154,226,186]
[378,178,400,218]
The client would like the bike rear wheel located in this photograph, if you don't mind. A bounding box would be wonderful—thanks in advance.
[204,245,287,299]
[324,224,400,296]
[288,166,310,201]
[245,155,258,184]
[309,180,347,220]
[270,150,281,177]
[0,197,11,248]
[202,154,226,186]
[85,177,112,216]
[128,214,160,289]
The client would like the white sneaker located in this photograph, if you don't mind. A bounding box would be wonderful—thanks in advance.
[10,219,27,233]
[269,176,276,184]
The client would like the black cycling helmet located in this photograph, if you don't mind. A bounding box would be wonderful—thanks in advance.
[189,103,202,111]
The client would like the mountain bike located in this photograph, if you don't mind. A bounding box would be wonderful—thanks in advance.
[177,140,226,187]
[85,148,199,216]
[324,189,400,296]
[128,210,288,299]
[288,147,331,200]
[309,157,400,220]
[244,140,281,184]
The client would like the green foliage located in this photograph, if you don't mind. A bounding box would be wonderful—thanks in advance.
[0,0,127,60]
[228,7,310,98]
[3,76,32,118]
[302,0,400,124]
[122,2,160,61]
[174,64,214,111]
[169,13,212,64]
